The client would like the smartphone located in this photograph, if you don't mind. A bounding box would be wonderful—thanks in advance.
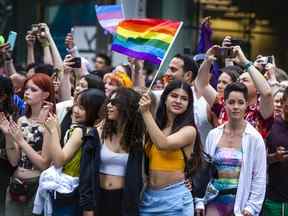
[215,47,234,58]
[70,57,81,68]
[230,39,243,47]
[267,55,275,65]
[7,31,17,51]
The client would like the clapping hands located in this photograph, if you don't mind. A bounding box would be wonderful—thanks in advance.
[0,112,25,146]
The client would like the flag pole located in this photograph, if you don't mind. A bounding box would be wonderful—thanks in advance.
[147,21,183,93]
[120,0,125,19]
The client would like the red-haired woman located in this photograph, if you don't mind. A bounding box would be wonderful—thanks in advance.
[1,73,55,216]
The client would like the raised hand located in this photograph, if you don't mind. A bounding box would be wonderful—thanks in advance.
[233,46,249,65]
[201,16,211,27]
[264,63,277,82]
[139,93,152,114]
[205,45,219,63]
[38,101,54,124]
[222,35,232,47]
[0,43,12,60]
[25,31,36,47]
[65,32,75,50]
[36,23,50,45]
[43,113,59,134]
[8,119,25,146]
[63,54,75,73]
[0,112,10,134]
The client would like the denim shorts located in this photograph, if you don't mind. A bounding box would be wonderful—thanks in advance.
[139,181,194,216]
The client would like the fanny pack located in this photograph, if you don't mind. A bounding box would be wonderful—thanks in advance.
[53,187,79,207]
[9,177,38,203]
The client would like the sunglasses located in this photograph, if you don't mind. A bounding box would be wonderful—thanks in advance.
[107,98,121,106]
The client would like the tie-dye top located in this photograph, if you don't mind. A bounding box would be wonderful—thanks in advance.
[212,147,243,192]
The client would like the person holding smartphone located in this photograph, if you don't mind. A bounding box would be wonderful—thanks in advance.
[263,86,288,215]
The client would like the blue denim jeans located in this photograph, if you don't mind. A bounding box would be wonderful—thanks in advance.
[52,193,80,216]
[140,181,194,216]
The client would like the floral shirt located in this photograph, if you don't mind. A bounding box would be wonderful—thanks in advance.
[211,96,273,138]
[18,116,44,169]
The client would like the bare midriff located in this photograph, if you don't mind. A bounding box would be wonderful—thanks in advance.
[100,174,125,190]
[14,167,41,180]
[148,170,185,189]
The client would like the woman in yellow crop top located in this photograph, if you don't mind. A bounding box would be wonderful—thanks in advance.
[139,80,203,216]
[44,89,105,216]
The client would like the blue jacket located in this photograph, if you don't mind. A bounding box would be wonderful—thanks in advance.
[79,128,143,216]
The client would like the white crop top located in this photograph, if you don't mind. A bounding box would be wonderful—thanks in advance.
[99,143,129,176]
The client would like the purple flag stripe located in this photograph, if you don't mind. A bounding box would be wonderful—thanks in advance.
[105,26,116,32]
[112,44,161,65]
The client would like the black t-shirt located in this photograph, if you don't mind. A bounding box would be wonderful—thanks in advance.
[266,118,288,202]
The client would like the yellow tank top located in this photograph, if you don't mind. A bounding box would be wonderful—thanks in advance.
[62,126,84,177]
[146,144,185,172]
[63,148,82,177]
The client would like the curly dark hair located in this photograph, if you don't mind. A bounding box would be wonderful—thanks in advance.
[101,87,145,151]
[156,80,202,176]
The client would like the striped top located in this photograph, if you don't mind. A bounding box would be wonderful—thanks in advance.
[212,147,242,192]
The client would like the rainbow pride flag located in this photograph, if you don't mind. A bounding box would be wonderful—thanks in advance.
[111,18,182,65]
[95,4,124,34]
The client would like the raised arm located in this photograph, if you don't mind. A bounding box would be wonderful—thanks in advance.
[195,45,219,107]
[65,32,80,57]
[234,46,273,119]
[25,30,36,66]
[45,114,83,167]
[40,23,63,72]
[129,58,145,88]
[57,55,74,102]
[0,43,17,76]
[36,28,53,65]
[139,94,196,150]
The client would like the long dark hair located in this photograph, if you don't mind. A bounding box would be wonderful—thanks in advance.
[0,76,17,118]
[77,89,106,127]
[101,87,144,151]
[156,80,202,175]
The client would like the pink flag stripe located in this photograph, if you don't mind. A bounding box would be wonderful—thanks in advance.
[97,11,123,20]
[106,26,116,32]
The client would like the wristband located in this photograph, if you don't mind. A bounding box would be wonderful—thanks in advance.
[243,61,253,71]
[41,41,50,48]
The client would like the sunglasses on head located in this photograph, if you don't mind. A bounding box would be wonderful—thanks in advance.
[107,98,121,106]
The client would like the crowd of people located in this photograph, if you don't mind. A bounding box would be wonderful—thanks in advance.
[0,20,288,216]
